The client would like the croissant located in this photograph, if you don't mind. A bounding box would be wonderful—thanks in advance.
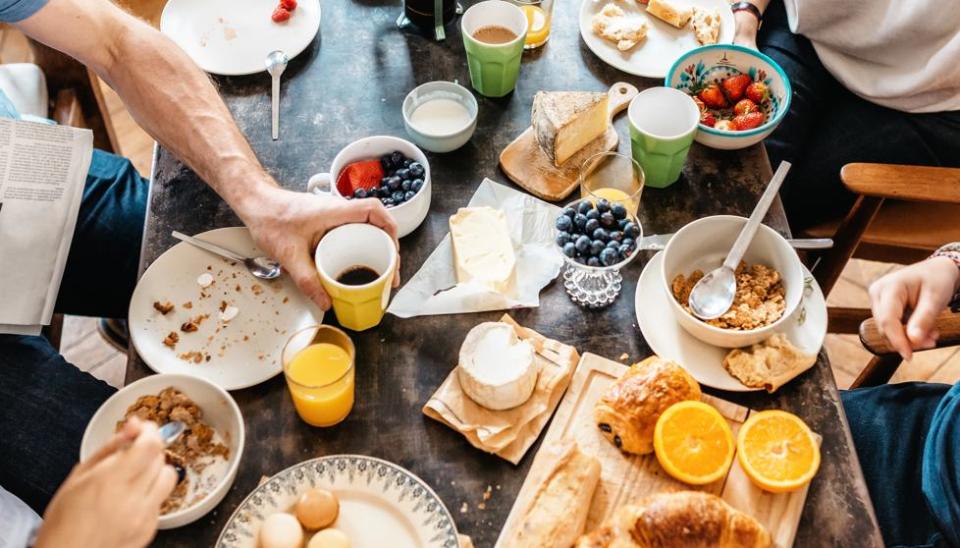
[593,356,701,454]
[576,491,772,548]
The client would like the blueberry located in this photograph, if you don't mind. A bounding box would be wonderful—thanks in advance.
[562,242,576,257]
[574,235,591,253]
[596,198,611,213]
[173,464,186,484]
[611,204,628,220]
[556,215,573,232]
[391,191,405,203]
[563,206,577,220]
[606,239,620,249]
[622,238,635,249]
[577,201,593,215]
[556,231,572,246]
[600,247,619,266]
[404,191,416,201]
[623,222,640,239]
[618,218,630,231]
[353,188,367,199]
[411,179,424,192]
[600,211,616,228]
[619,244,633,258]
[389,151,405,168]
[380,186,393,198]
[585,209,600,221]
[587,257,601,267]
[609,231,623,242]
[592,227,608,241]
[408,162,425,178]
[380,154,395,171]
[386,176,402,190]
[573,213,588,230]
[590,239,605,256]
[394,168,410,180]
[401,179,412,192]
[382,197,394,207]
[403,158,413,167]
[584,218,600,234]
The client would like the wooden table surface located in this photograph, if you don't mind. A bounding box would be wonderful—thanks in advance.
[128,1,883,545]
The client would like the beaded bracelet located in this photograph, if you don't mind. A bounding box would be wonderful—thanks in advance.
[933,243,960,311]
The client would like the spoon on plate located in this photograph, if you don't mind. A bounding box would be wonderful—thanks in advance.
[266,50,289,140]
[172,231,282,280]
[687,161,792,320]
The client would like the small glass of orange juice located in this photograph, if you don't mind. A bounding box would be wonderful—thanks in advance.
[579,151,645,216]
[512,0,553,49]
[282,325,356,427]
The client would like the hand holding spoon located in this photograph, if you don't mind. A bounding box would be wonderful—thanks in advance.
[688,161,792,320]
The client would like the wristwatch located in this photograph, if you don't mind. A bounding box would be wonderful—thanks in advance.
[731,1,762,22]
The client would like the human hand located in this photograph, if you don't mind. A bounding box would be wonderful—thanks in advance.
[239,185,399,311]
[868,256,960,360]
[35,418,177,548]
[733,11,760,50]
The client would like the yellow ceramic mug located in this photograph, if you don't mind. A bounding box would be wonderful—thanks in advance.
[315,223,398,331]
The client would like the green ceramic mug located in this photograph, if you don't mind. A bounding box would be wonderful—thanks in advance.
[461,1,528,98]
[628,87,700,188]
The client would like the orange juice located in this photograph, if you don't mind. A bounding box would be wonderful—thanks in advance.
[585,186,640,215]
[520,4,550,48]
[285,342,355,427]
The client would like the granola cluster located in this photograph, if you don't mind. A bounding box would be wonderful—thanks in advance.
[672,262,786,330]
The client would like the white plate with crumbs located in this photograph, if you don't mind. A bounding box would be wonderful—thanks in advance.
[579,0,734,78]
[129,227,323,390]
[160,0,321,75]
[216,455,459,548]
[634,252,827,391]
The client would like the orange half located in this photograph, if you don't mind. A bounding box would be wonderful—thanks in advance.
[737,410,820,493]
[653,401,734,485]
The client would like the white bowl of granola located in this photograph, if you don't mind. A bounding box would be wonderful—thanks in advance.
[661,215,804,348]
[80,374,244,529]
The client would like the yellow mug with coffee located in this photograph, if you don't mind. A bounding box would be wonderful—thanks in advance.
[315,223,398,331]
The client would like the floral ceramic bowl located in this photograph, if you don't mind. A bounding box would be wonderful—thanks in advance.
[665,44,792,150]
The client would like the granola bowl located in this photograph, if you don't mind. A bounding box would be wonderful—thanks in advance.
[661,215,804,348]
[80,374,245,529]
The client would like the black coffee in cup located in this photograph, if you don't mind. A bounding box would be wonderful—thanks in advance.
[336,266,380,286]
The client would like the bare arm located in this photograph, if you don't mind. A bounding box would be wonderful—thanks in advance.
[15,0,397,308]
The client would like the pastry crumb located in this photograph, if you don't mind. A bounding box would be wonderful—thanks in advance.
[163,331,179,348]
[154,301,175,315]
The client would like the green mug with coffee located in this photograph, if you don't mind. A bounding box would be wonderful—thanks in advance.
[461,0,528,97]
[628,87,700,188]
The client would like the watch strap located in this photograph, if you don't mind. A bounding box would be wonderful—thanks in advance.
[731,1,762,22]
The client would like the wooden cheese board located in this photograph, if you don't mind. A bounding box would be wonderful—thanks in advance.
[496,353,816,548]
[499,82,638,202]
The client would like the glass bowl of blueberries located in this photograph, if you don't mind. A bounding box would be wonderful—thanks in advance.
[555,197,643,308]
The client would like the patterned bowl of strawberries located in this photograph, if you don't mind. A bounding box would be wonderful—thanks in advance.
[665,44,791,150]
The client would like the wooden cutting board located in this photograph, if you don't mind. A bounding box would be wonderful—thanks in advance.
[499,83,639,202]
[496,353,816,548]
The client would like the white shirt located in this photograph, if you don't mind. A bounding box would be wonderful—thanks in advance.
[0,485,40,548]
[783,0,960,113]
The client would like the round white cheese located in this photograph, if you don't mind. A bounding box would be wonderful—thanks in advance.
[457,322,538,411]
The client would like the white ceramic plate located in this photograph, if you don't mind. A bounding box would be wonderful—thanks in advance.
[579,0,735,78]
[129,227,322,390]
[216,455,459,548]
[635,251,827,392]
[160,0,321,76]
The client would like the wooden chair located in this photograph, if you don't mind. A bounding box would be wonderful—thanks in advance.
[857,311,960,388]
[805,163,960,387]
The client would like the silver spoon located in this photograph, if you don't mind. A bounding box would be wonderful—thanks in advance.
[688,161,792,320]
[159,421,186,446]
[172,231,282,280]
[265,50,289,140]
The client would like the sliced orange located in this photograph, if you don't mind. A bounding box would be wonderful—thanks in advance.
[737,410,820,493]
[653,401,734,485]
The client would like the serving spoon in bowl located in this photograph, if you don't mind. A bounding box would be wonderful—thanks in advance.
[688,161,792,320]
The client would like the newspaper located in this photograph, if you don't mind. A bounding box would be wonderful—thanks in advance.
[0,119,93,335]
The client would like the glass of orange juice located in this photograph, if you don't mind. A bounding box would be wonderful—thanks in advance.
[579,151,645,216]
[511,0,552,49]
[282,325,356,427]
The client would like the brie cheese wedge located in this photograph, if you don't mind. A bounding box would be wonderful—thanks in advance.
[457,322,538,411]
[532,90,609,167]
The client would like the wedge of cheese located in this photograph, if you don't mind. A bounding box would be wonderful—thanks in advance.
[532,91,609,167]
[646,0,693,28]
[457,322,537,410]
[450,206,517,295]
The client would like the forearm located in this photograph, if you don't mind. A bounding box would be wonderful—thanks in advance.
[734,0,770,46]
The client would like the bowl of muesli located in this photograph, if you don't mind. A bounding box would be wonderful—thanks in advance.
[661,215,804,348]
[80,374,244,529]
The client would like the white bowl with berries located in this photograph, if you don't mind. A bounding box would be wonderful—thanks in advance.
[665,44,792,150]
[307,136,431,238]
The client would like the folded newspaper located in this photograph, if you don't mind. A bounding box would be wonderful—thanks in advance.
[0,119,93,335]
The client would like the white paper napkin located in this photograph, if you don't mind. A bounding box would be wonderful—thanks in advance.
[387,179,564,317]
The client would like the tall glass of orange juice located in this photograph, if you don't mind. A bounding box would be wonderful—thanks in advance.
[282,325,356,427]
[579,151,645,215]
[512,0,553,49]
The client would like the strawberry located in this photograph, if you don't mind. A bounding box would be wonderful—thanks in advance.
[721,74,752,102]
[698,84,728,110]
[692,96,706,112]
[335,160,384,196]
[699,110,716,127]
[732,111,766,131]
[745,82,770,104]
[733,98,759,116]
[271,5,290,22]
[714,120,737,131]
[280,0,297,11]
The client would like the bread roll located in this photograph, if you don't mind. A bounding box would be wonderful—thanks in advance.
[593,356,701,454]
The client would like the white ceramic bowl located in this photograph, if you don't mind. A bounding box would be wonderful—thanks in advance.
[664,44,792,150]
[80,374,245,529]
[307,136,431,238]
[660,215,804,348]
[402,81,478,153]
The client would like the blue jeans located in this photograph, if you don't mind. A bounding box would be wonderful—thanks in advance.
[0,150,141,514]
[758,1,960,230]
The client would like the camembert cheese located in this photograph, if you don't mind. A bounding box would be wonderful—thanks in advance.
[532,91,609,167]
[450,206,517,295]
[646,0,693,28]
[457,322,537,410]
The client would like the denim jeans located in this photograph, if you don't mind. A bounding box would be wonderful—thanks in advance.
[758,1,960,231]
[0,149,142,514]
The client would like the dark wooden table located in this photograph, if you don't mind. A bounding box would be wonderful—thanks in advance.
[128,1,883,545]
